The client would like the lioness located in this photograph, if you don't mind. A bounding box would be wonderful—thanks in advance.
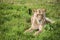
[24,8,55,36]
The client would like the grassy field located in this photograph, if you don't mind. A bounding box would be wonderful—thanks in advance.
[0,0,60,40]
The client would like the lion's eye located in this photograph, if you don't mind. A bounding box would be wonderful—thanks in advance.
[36,14,40,17]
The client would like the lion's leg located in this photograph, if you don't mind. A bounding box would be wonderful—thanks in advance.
[33,25,43,36]
[45,17,55,23]
[24,25,36,33]
[24,27,34,33]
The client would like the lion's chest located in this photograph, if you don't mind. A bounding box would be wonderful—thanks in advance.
[33,18,45,26]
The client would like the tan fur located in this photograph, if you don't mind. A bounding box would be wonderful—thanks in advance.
[24,8,55,36]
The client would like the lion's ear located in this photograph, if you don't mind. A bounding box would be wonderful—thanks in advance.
[42,8,46,12]
[38,8,46,13]
[32,9,37,13]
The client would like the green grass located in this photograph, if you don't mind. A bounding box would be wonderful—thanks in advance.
[0,0,60,40]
